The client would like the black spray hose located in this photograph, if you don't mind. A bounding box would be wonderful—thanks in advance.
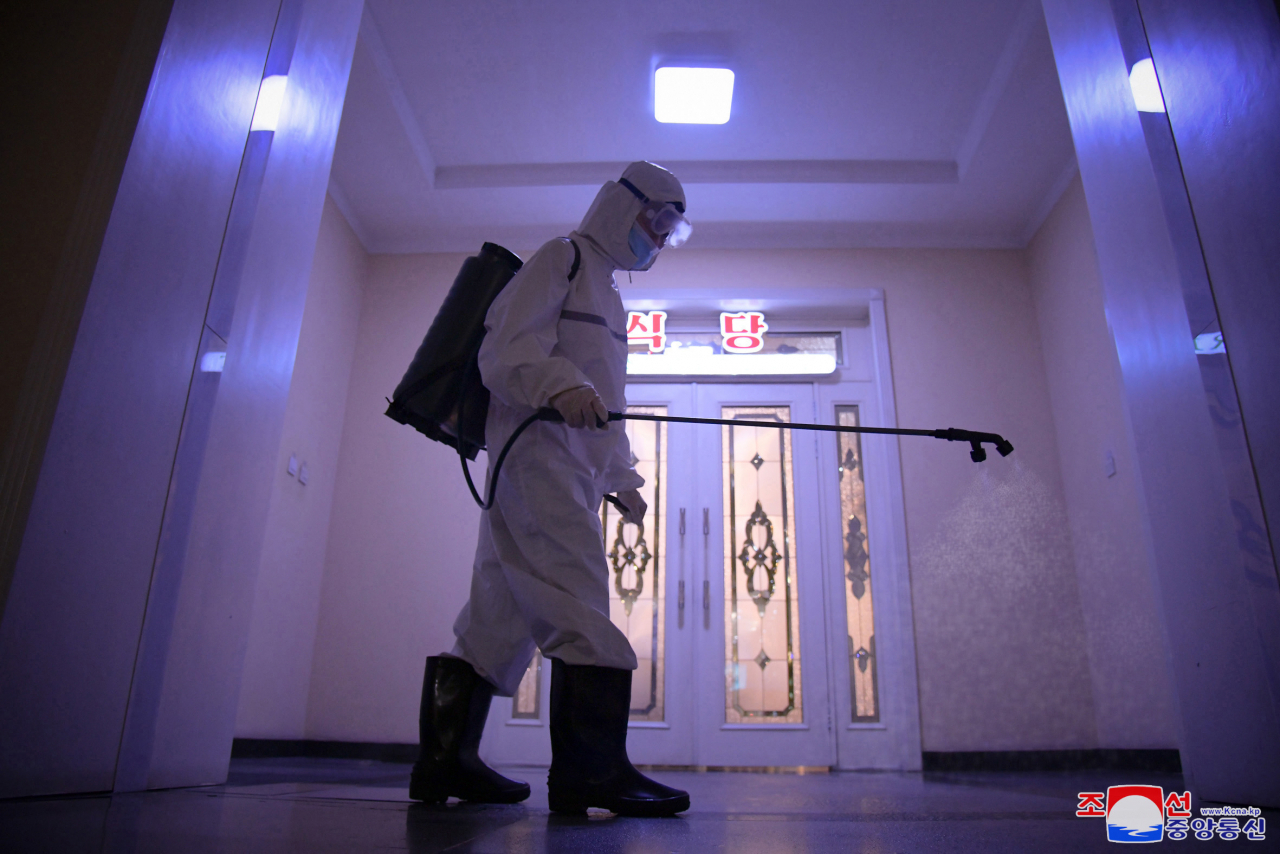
[461,408,1014,511]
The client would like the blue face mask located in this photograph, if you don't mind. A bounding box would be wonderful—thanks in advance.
[627,223,660,271]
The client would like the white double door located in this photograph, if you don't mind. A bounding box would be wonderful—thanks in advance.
[617,382,832,767]
[484,380,916,769]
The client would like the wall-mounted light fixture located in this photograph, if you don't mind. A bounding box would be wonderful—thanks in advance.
[1194,332,1225,355]
[655,66,735,124]
[199,351,227,372]
[1128,58,1165,113]
[250,74,289,132]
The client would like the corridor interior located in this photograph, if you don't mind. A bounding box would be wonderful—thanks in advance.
[4,0,1279,851]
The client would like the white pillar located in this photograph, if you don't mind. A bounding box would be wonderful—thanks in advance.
[0,0,361,797]
[1041,0,1280,806]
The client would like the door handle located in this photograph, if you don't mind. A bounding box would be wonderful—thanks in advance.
[677,508,686,619]
[702,508,711,618]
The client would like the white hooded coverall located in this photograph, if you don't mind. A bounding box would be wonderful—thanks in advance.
[451,165,684,696]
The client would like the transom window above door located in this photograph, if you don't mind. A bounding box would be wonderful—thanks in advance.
[627,331,842,377]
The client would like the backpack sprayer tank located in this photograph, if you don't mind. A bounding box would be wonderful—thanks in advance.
[385,242,524,460]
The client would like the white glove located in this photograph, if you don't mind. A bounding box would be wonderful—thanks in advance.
[616,488,647,525]
[551,384,609,430]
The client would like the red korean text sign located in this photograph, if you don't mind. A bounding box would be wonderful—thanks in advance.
[627,311,667,353]
[720,311,768,353]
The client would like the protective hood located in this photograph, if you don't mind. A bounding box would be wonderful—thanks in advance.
[577,161,686,271]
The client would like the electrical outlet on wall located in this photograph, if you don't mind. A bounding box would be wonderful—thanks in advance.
[287,454,298,477]
[299,463,309,486]
[1104,450,1117,478]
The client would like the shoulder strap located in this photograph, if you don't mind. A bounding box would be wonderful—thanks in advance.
[562,237,581,281]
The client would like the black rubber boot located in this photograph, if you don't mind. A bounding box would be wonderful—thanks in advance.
[408,656,530,804]
[547,658,690,816]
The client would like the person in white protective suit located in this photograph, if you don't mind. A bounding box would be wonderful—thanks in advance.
[409,162,693,817]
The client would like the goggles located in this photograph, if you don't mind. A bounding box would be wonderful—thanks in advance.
[619,178,692,247]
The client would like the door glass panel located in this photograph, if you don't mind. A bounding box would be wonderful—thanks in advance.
[511,649,542,719]
[835,406,879,722]
[600,406,668,722]
[722,406,803,724]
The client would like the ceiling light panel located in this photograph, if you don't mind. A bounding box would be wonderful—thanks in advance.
[654,66,735,124]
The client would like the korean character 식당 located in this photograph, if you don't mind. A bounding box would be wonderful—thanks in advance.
[626,311,667,353]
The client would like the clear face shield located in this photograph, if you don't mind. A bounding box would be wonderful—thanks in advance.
[619,177,691,270]
[639,201,692,248]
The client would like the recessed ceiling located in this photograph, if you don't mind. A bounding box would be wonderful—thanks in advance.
[328,0,1077,254]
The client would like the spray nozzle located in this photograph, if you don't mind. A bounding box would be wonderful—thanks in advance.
[934,428,1015,464]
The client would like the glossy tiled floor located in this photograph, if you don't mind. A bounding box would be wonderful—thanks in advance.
[0,758,1261,852]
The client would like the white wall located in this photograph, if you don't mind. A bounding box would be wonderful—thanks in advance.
[845,248,1094,752]
[235,195,367,739]
[1027,174,1178,748]
[305,252,482,742]
[296,243,1098,751]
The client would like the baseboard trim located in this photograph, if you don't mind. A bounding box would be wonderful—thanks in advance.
[231,739,417,764]
[232,740,1182,774]
[922,749,1182,773]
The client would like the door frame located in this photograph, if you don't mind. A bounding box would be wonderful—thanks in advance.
[482,291,922,771]
[814,381,922,771]
[619,289,922,771]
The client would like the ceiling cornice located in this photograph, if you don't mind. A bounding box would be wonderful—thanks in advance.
[365,219,1023,256]
[1020,156,1079,246]
[326,176,374,252]
[956,0,1041,179]
[360,4,436,188]
[434,159,958,189]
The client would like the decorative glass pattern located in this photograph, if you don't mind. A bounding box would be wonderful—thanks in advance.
[512,649,542,719]
[723,406,803,723]
[836,406,879,722]
[600,406,667,721]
